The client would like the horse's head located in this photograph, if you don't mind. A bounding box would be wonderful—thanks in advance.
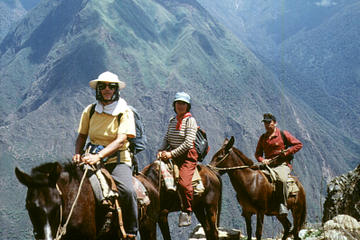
[209,136,235,172]
[209,136,254,173]
[15,162,63,240]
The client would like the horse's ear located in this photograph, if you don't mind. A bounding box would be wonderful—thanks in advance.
[224,136,235,153]
[48,162,62,186]
[15,167,32,187]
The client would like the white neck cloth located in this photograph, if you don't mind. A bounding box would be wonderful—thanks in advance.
[95,98,128,116]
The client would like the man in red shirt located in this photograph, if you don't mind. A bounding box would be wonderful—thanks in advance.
[255,113,303,215]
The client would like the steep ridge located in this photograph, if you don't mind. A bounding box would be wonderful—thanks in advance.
[281,2,360,141]
[0,0,26,41]
[0,0,359,239]
[197,0,360,143]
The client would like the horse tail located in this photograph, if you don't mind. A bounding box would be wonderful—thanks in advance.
[299,185,307,229]
[296,178,307,229]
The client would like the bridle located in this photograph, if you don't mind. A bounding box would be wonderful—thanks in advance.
[54,167,89,240]
[207,149,250,171]
[208,148,281,172]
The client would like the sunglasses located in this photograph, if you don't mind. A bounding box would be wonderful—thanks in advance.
[97,82,118,90]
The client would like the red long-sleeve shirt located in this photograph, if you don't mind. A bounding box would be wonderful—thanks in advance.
[255,128,302,164]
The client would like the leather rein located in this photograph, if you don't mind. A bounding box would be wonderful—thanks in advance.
[207,148,280,172]
[207,149,251,171]
[55,166,89,240]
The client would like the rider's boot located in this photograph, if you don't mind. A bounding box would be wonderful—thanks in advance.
[179,211,192,227]
[279,203,289,215]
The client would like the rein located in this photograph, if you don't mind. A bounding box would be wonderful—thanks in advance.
[208,149,251,171]
[207,164,250,171]
[208,149,281,172]
[55,166,89,240]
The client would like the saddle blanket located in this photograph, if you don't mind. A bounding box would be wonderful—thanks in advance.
[90,166,150,207]
[154,160,205,195]
[132,177,150,206]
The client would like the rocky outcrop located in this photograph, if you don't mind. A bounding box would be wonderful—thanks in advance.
[300,215,360,240]
[323,164,360,223]
[189,225,241,240]
[190,215,360,240]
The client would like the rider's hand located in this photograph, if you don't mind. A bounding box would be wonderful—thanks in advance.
[72,154,81,163]
[160,151,172,162]
[280,149,288,157]
[82,153,101,165]
[157,151,163,159]
[262,159,271,165]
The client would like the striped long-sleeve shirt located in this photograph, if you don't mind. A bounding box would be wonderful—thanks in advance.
[159,116,198,158]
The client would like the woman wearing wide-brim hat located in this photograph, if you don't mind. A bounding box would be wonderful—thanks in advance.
[72,71,137,239]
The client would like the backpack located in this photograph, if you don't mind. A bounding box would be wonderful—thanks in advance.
[194,127,209,162]
[89,104,147,155]
[185,117,209,162]
[280,130,294,161]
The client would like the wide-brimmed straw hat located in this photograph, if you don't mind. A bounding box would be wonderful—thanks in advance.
[89,71,126,90]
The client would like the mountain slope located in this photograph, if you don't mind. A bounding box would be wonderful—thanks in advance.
[197,0,360,143]
[281,2,360,141]
[0,0,359,239]
[0,0,26,41]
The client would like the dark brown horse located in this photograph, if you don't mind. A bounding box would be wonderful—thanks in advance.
[209,137,306,240]
[15,162,160,240]
[140,161,222,240]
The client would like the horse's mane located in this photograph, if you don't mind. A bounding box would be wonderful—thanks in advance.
[141,163,152,174]
[232,147,254,166]
[63,161,82,179]
[30,161,82,184]
[31,162,58,175]
[141,162,158,180]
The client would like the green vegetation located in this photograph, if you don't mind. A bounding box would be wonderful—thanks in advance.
[1,0,359,239]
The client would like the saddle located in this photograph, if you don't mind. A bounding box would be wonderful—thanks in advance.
[261,166,300,196]
[155,160,205,195]
[90,166,150,238]
[96,167,150,207]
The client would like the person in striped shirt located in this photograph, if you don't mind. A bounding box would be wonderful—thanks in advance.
[157,92,199,227]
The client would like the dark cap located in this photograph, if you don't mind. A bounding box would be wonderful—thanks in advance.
[262,113,276,122]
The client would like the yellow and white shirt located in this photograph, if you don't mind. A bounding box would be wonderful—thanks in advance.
[78,100,136,166]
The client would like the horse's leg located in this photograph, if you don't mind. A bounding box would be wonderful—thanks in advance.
[139,221,157,240]
[193,207,209,237]
[205,205,219,240]
[242,211,252,240]
[290,191,306,240]
[276,214,292,240]
[255,212,265,240]
[158,209,171,240]
[194,204,219,240]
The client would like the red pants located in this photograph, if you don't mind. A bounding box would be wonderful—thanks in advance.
[176,147,198,212]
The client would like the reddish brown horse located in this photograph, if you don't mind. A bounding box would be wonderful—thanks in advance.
[209,137,306,240]
[140,161,222,240]
[15,162,160,240]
